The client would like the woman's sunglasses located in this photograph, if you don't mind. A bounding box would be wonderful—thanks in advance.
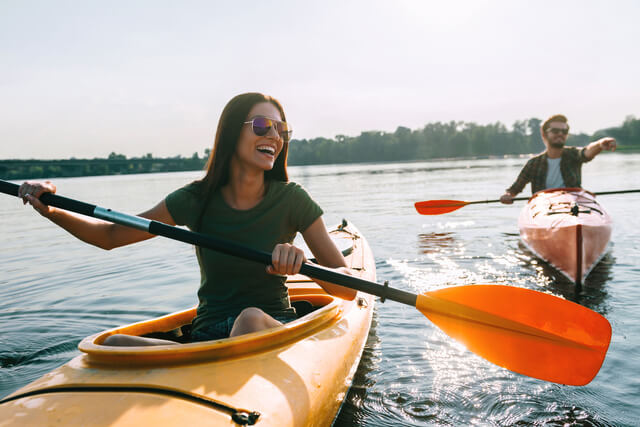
[547,127,569,135]
[244,117,292,142]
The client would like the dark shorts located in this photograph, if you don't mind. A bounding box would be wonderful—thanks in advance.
[191,309,298,342]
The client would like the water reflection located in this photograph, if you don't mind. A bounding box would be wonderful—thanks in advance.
[517,243,613,313]
[333,311,381,427]
[291,162,495,180]
[417,232,456,254]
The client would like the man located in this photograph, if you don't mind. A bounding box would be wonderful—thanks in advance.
[500,114,617,204]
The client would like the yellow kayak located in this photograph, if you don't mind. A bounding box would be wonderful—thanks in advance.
[0,221,376,426]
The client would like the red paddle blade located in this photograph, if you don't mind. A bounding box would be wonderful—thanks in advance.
[416,285,611,385]
[414,200,468,215]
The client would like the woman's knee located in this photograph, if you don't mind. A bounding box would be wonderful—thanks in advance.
[236,307,268,324]
[231,307,279,336]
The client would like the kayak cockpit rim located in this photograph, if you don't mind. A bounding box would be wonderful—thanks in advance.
[78,291,350,366]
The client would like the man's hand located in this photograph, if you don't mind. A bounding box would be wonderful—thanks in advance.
[597,137,617,152]
[500,192,515,204]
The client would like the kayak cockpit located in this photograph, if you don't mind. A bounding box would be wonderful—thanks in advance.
[78,221,365,366]
[137,297,323,344]
[78,290,345,366]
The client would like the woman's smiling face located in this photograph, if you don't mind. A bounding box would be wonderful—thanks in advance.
[234,102,285,172]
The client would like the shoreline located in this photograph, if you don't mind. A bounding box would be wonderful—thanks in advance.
[2,149,638,181]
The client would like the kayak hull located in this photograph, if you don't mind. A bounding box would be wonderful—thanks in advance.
[0,221,375,426]
[518,188,612,285]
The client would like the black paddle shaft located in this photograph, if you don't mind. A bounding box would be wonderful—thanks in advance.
[466,189,640,205]
[0,179,417,307]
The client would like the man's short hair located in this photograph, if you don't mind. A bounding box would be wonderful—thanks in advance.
[541,114,569,132]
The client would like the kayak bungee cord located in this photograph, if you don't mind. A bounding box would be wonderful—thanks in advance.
[0,385,260,425]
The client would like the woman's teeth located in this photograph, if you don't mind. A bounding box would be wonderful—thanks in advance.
[257,146,275,155]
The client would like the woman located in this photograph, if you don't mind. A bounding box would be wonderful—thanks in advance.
[19,92,356,346]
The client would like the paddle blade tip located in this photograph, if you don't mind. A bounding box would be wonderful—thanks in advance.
[414,200,466,215]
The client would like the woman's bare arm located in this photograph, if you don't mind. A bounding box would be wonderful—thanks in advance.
[19,181,176,250]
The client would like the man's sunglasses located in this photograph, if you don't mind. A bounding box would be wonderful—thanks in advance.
[244,117,292,142]
[547,127,569,135]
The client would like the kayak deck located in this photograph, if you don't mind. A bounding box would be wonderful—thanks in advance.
[0,220,376,426]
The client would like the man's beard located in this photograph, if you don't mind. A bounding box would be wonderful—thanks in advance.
[549,141,565,149]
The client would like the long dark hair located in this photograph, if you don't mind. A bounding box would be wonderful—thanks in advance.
[195,93,290,231]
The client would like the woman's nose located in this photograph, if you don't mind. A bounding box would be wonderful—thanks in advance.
[266,126,282,140]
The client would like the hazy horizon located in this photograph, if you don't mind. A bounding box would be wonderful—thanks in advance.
[2,1,639,160]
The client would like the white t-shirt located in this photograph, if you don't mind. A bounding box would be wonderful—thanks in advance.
[546,157,565,189]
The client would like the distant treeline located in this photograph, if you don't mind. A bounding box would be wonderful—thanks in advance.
[0,153,206,180]
[287,115,640,165]
[2,116,639,180]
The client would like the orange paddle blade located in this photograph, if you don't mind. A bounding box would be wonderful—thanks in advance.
[416,285,611,385]
[414,200,468,215]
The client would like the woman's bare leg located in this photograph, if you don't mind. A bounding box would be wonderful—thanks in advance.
[102,333,178,346]
[230,307,281,337]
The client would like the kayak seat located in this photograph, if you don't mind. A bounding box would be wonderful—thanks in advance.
[290,294,334,318]
[292,300,315,317]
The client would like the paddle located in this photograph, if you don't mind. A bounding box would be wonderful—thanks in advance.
[0,179,611,386]
[415,189,640,215]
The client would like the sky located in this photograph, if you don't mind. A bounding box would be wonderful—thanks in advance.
[1,0,639,159]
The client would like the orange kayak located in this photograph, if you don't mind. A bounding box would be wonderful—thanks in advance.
[0,221,375,426]
[518,188,612,286]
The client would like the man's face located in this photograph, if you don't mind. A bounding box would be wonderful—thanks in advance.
[543,121,569,149]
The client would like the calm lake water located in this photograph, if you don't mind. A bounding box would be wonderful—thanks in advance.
[1,154,639,426]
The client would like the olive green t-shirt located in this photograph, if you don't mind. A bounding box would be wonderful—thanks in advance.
[165,180,323,332]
